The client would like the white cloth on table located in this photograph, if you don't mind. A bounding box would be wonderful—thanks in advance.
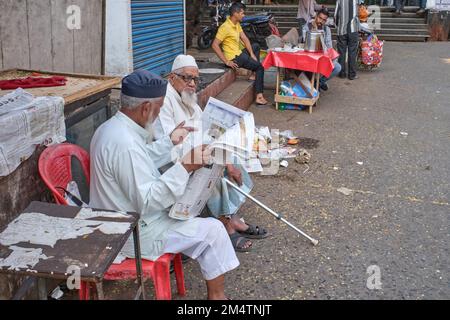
[89,111,238,278]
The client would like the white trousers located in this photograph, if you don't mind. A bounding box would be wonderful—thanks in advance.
[163,218,240,281]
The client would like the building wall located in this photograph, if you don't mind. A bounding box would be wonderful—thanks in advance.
[104,0,133,76]
[0,0,104,74]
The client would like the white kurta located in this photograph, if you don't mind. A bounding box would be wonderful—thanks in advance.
[89,112,239,279]
[89,111,194,257]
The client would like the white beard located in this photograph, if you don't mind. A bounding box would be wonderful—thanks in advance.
[145,117,155,142]
[181,89,198,110]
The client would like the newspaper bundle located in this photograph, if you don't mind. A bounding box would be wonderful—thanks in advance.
[169,97,255,220]
[0,88,66,177]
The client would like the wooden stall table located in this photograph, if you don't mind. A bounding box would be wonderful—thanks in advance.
[0,69,121,123]
[262,48,339,114]
[0,201,145,300]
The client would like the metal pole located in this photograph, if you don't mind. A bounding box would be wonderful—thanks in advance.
[225,179,319,245]
[133,224,146,300]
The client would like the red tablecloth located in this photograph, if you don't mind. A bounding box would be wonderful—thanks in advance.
[262,48,339,78]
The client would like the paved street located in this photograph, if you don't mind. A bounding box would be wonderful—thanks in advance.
[105,42,450,300]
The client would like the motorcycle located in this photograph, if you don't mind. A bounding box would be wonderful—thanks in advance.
[197,0,280,50]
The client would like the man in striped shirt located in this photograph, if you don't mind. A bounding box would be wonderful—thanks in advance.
[335,0,360,80]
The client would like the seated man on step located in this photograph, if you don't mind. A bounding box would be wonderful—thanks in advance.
[152,54,269,253]
[211,1,269,106]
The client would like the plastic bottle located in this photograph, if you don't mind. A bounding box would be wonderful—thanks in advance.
[280,83,296,97]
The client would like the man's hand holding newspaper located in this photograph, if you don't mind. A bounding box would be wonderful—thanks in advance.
[169,97,255,220]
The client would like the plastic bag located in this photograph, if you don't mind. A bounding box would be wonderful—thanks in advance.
[360,35,384,66]
[65,181,88,207]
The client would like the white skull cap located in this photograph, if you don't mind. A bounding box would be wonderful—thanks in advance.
[171,54,198,72]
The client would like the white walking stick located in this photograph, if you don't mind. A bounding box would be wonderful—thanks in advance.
[225,178,319,246]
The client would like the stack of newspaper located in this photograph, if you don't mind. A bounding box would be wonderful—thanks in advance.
[169,97,255,220]
[0,88,66,177]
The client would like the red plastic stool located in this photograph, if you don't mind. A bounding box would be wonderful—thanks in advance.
[80,253,186,300]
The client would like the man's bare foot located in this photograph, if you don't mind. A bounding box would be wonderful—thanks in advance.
[256,96,268,105]
[219,216,252,250]
[229,215,249,233]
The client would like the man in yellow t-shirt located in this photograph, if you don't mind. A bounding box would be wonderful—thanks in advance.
[212,2,268,105]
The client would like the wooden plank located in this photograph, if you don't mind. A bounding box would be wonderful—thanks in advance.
[27,0,53,71]
[0,68,119,81]
[73,0,103,74]
[275,94,318,106]
[0,69,120,105]
[0,0,30,69]
[0,25,3,70]
[0,201,140,283]
[73,0,91,74]
[50,0,74,73]
[90,0,103,74]
[275,67,280,110]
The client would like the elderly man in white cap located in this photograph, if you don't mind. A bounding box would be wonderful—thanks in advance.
[153,55,269,253]
[90,70,239,300]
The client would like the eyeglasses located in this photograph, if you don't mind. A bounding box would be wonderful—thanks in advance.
[174,73,200,85]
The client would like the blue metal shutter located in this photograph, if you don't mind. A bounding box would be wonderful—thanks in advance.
[131,0,185,76]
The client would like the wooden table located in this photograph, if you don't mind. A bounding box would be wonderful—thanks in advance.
[0,201,145,300]
[262,49,339,114]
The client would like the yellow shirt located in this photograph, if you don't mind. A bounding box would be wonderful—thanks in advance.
[215,18,244,61]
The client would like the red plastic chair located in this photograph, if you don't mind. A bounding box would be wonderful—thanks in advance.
[38,143,186,300]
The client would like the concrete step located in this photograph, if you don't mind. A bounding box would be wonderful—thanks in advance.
[329,33,429,42]
[244,12,426,20]
[246,5,422,13]
[193,57,255,110]
[246,5,419,13]
[197,65,236,109]
[200,4,430,44]
[378,17,426,23]
[332,28,428,35]
[360,34,429,41]
[201,17,427,25]
[275,20,428,29]
[214,78,255,111]
[276,25,429,35]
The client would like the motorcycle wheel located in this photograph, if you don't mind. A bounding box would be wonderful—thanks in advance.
[197,30,215,49]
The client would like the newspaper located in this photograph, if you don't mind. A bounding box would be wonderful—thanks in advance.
[169,97,255,220]
[0,89,66,177]
[169,164,224,220]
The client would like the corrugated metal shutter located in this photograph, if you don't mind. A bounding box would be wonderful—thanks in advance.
[131,0,185,76]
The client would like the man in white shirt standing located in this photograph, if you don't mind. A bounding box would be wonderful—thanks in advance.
[89,70,239,300]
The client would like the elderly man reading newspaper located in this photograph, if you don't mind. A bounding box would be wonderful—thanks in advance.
[153,55,269,253]
[89,70,239,300]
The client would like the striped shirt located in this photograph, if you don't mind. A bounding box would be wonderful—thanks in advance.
[334,0,360,36]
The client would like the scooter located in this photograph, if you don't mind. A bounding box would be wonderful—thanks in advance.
[197,0,280,50]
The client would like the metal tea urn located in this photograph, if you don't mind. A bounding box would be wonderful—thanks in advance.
[304,30,326,52]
